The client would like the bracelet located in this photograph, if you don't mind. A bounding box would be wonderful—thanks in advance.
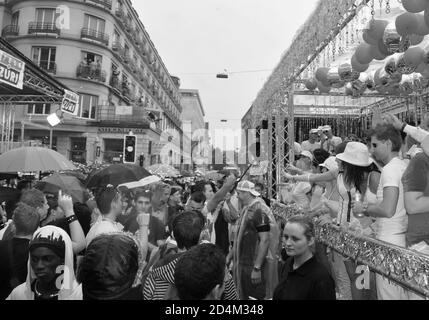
[66,215,78,224]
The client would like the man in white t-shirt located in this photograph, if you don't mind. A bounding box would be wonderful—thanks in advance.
[86,186,126,246]
[301,129,321,152]
[353,123,408,300]
[320,125,342,154]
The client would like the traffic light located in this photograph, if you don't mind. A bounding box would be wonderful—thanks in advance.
[124,135,136,163]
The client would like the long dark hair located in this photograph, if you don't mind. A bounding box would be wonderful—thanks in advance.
[341,161,370,194]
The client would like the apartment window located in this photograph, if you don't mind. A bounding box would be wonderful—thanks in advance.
[11,11,19,26]
[79,94,98,119]
[84,14,106,33]
[124,44,130,56]
[32,47,56,71]
[81,51,102,65]
[36,8,58,24]
[28,103,51,115]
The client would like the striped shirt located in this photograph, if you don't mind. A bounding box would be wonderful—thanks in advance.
[143,256,238,300]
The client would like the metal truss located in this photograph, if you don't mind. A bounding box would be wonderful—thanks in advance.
[0,95,61,104]
[267,90,295,201]
[24,70,64,99]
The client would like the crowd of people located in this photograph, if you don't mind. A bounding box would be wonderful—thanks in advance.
[0,113,428,300]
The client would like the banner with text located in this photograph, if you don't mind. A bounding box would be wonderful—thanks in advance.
[0,49,25,89]
[61,89,80,116]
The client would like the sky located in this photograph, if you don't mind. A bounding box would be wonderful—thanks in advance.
[131,0,320,147]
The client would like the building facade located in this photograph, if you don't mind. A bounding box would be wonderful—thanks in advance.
[0,0,182,166]
[179,88,206,168]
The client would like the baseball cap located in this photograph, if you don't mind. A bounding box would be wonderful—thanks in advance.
[236,180,260,197]
[310,129,319,134]
[322,125,332,131]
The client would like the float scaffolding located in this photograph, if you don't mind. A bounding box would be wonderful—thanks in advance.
[244,0,429,297]
[0,37,70,153]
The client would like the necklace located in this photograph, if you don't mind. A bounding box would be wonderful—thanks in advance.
[34,280,59,299]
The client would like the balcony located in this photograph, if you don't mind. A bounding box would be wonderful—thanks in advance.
[122,51,130,63]
[85,0,112,10]
[112,41,123,52]
[109,75,121,91]
[76,64,106,83]
[81,28,109,46]
[1,25,19,38]
[28,22,60,35]
[35,60,57,74]
[96,105,151,126]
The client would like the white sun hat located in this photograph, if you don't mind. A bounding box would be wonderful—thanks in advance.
[336,142,373,167]
[300,150,314,162]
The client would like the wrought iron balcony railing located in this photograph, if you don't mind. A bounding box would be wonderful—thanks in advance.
[96,105,151,126]
[81,28,109,46]
[1,25,19,37]
[85,0,112,10]
[76,64,106,82]
[28,22,60,35]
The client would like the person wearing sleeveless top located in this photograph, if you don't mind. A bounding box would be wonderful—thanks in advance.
[283,142,380,300]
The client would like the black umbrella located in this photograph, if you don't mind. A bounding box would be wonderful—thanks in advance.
[0,187,21,202]
[85,164,152,188]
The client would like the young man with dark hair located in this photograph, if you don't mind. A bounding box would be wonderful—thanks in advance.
[143,211,237,300]
[175,243,226,300]
[353,123,408,300]
[0,202,40,299]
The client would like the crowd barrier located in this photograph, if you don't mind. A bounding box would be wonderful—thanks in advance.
[271,201,429,298]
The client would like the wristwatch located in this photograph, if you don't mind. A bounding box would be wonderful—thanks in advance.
[253,266,261,272]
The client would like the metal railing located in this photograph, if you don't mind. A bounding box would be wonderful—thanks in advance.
[81,28,109,46]
[35,60,57,74]
[1,25,19,37]
[96,105,151,126]
[76,64,106,82]
[85,0,112,10]
[28,22,60,35]
[112,41,123,52]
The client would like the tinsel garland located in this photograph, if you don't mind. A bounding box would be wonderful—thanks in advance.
[271,201,429,298]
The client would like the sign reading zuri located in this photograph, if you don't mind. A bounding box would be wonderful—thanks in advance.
[61,90,80,116]
[0,49,25,89]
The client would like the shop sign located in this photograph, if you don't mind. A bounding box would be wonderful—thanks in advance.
[0,49,25,89]
[115,106,133,115]
[98,127,147,134]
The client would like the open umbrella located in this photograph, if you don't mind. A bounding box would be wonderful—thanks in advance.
[0,187,21,203]
[85,163,152,188]
[0,147,76,173]
[34,173,87,203]
[147,164,180,178]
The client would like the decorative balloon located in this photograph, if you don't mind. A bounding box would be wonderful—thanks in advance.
[403,46,424,70]
[327,67,345,88]
[371,43,388,61]
[395,12,419,36]
[363,29,378,45]
[366,19,389,41]
[355,43,374,64]
[315,67,330,86]
[351,55,369,72]
[377,39,390,56]
[409,34,425,45]
[383,22,402,54]
[338,63,359,82]
[402,0,428,13]
[415,14,429,35]
[317,81,331,93]
[305,78,318,91]
[424,6,429,27]
[415,61,429,73]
